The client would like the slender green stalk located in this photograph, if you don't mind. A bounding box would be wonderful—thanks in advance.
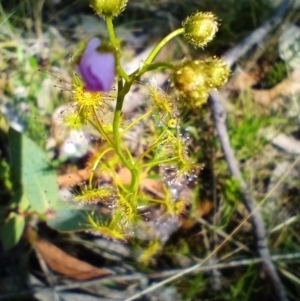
[104,22,184,197]
[130,28,183,80]
[90,109,134,182]
[144,61,176,71]
[105,16,140,194]
[141,157,178,169]
[129,62,175,78]
[122,110,153,135]
[144,28,184,66]
[89,147,113,187]
[138,131,169,161]
[89,112,115,148]
[112,82,140,193]
[106,16,130,82]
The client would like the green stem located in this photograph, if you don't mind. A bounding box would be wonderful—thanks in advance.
[88,147,113,188]
[129,28,183,81]
[144,28,184,66]
[89,111,136,188]
[112,82,139,193]
[105,17,140,194]
[103,22,184,198]
[129,62,175,78]
[138,131,169,161]
[141,157,178,169]
[89,111,115,148]
[106,16,130,82]
[146,61,176,71]
[122,109,153,136]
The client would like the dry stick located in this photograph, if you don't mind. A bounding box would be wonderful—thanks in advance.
[148,252,300,280]
[211,1,292,300]
[212,92,289,301]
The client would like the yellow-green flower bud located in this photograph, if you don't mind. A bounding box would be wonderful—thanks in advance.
[172,58,230,108]
[90,0,128,18]
[182,12,219,48]
[201,57,230,88]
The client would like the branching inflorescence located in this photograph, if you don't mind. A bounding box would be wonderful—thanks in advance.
[62,0,230,258]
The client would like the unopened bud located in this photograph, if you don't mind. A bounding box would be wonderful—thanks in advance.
[90,0,128,18]
[200,57,230,88]
[182,12,219,48]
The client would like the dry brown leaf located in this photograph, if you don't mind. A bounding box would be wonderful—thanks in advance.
[228,69,258,92]
[180,218,197,230]
[195,199,214,217]
[57,166,165,197]
[181,199,214,230]
[140,178,165,198]
[252,68,300,107]
[117,167,132,185]
[34,238,113,280]
[228,67,300,108]
[57,166,133,188]
[57,168,90,187]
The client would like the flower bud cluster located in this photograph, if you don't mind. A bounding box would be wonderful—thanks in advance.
[173,57,230,108]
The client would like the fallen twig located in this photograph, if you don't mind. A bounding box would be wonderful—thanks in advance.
[148,252,300,280]
[211,90,288,301]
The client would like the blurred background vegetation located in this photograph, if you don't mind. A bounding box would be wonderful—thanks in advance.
[1,0,300,300]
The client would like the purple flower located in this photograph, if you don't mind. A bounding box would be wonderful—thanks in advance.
[77,37,115,92]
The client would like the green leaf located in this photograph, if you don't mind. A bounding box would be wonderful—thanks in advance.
[1,212,25,250]
[8,127,62,213]
[47,209,93,232]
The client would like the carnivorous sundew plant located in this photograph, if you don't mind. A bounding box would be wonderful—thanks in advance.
[65,0,230,252]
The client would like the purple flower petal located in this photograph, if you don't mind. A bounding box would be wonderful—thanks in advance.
[77,37,115,92]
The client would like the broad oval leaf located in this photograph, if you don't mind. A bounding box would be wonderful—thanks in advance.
[1,212,25,250]
[8,127,63,213]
